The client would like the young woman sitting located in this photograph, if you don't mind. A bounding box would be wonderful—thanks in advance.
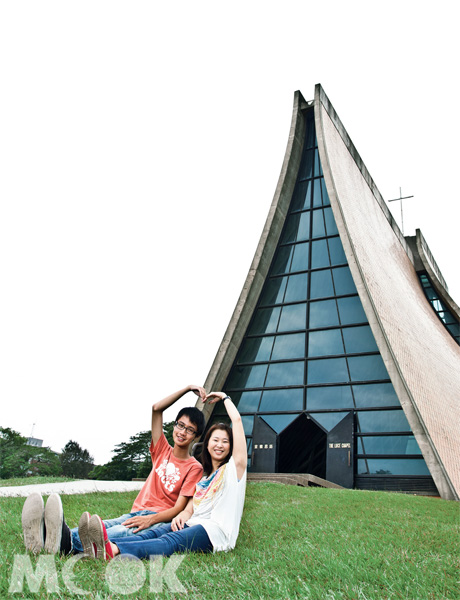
[82,391,247,559]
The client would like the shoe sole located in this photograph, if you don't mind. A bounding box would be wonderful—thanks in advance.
[44,493,63,554]
[88,515,106,560]
[78,512,95,557]
[22,493,45,554]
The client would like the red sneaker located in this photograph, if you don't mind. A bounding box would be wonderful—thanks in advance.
[88,515,114,560]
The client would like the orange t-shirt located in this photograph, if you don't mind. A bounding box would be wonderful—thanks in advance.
[131,434,203,513]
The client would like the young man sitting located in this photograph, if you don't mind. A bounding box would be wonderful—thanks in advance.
[21,384,206,555]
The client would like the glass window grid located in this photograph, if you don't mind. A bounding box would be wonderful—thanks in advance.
[290,178,331,212]
[297,149,322,181]
[356,458,431,476]
[419,272,460,345]
[264,159,354,290]
[220,111,431,477]
[233,397,403,415]
[260,273,358,308]
[356,432,422,458]
[242,320,372,342]
[272,236,347,276]
[236,318,384,371]
[235,348,386,366]
[233,266,390,411]
[227,385,402,440]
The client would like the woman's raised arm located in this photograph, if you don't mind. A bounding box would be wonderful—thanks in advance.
[203,392,247,479]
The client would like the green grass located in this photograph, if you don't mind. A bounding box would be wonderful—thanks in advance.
[0,484,458,599]
[0,476,76,487]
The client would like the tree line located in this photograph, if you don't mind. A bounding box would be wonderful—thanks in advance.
[0,423,174,481]
[0,427,94,479]
[88,422,174,481]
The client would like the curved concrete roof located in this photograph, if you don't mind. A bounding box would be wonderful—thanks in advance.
[315,84,460,500]
[200,90,309,422]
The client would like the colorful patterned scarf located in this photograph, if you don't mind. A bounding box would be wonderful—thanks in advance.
[193,463,227,512]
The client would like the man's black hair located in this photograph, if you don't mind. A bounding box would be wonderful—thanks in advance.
[176,407,205,437]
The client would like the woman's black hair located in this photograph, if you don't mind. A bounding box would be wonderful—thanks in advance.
[199,423,233,476]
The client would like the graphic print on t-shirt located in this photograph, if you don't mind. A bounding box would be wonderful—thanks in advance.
[155,459,181,492]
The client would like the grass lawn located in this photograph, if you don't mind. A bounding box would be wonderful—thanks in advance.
[0,483,458,599]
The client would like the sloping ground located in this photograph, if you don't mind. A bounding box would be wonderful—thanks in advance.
[0,482,457,599]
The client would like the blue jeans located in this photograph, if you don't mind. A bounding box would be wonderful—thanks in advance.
[114,523,212,559]
[71,510,164,554]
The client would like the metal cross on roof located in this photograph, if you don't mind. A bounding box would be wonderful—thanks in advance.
[388,187,414,235]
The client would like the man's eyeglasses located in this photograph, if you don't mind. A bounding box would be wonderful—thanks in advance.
[174,421,197,436]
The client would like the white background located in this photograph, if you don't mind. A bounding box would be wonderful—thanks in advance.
[1,1,458,466]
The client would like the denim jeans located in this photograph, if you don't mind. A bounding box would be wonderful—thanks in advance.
[71,510,164,554]
[114,523,212,559]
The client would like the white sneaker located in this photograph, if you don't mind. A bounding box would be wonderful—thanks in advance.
[43,493,64,554]
[22,492,45,554]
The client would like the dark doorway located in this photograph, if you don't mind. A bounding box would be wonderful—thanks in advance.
[278,413,327,477]
[326,411,354,487]
[251,416,278,473]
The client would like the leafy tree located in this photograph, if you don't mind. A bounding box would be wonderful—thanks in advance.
[89,421,175,481]
[0,427,32,478]
[0,427,63,478]
[89,431,151,481]
[1,427,25,476]
[163,421,174,446]
[60,440,94,479]
[28,447,62,477]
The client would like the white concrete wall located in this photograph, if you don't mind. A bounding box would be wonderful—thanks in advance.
[316,85,460,500]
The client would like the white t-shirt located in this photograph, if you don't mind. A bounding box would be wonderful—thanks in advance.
[186,456,247,552]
